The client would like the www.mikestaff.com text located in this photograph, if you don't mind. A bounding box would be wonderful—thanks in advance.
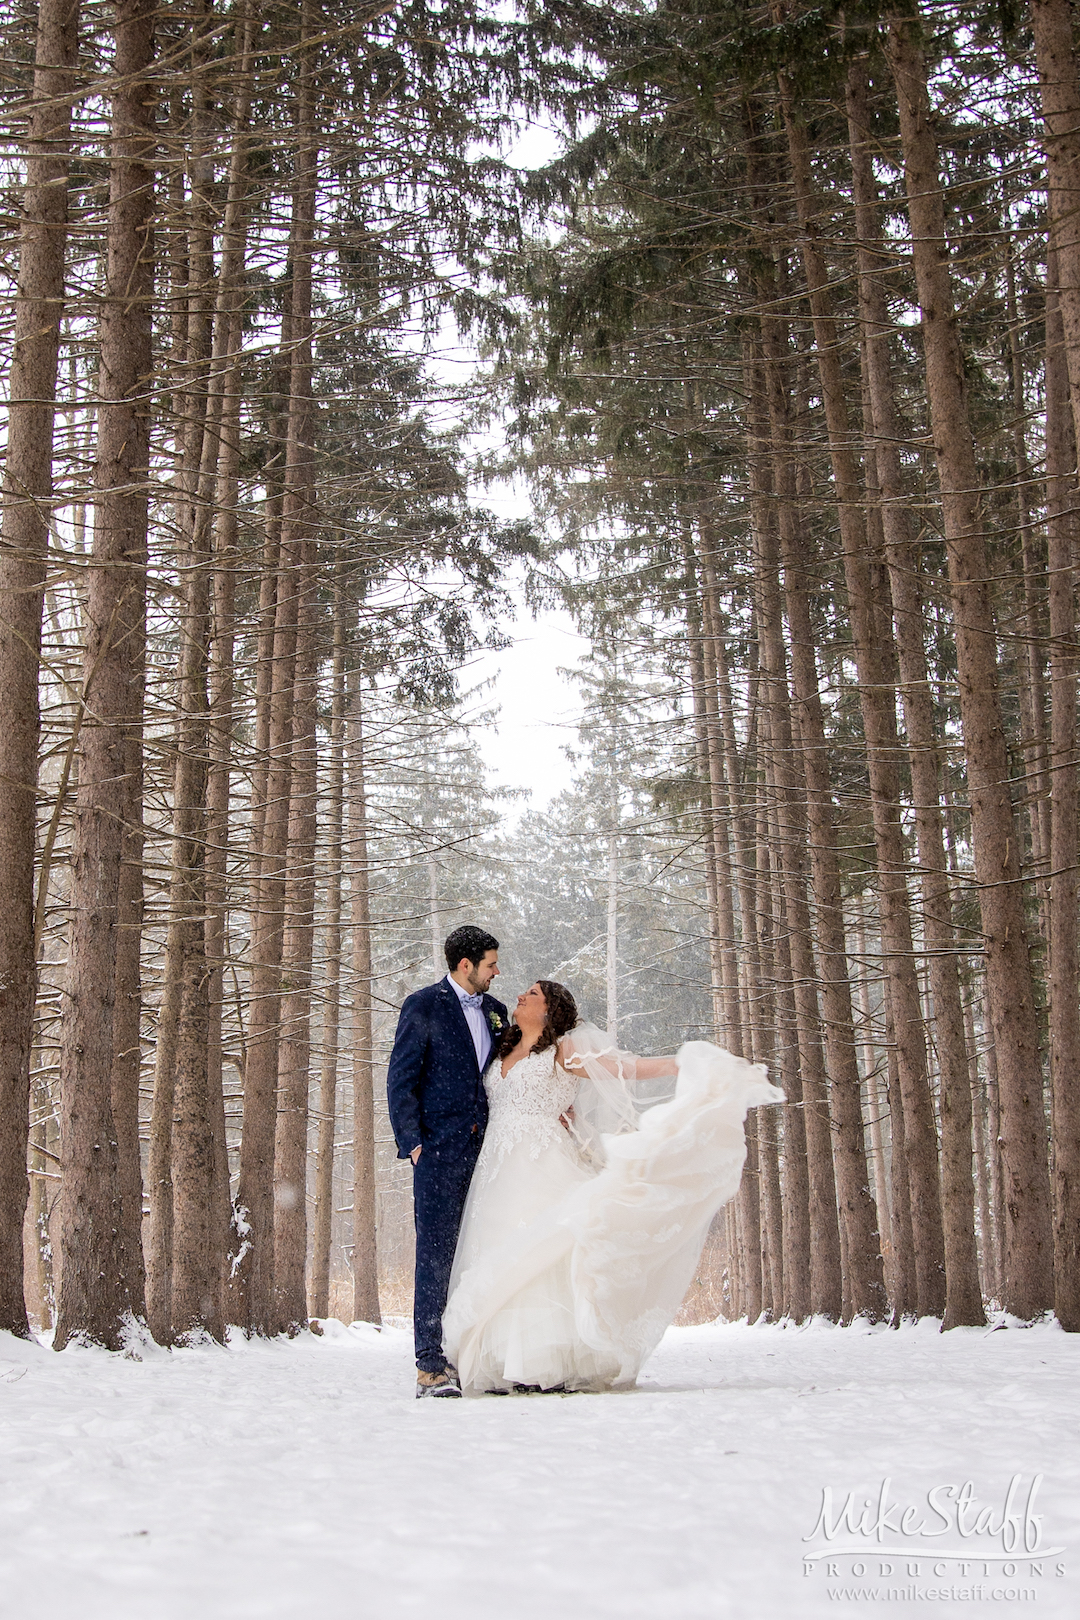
[823,1583,1038,1602]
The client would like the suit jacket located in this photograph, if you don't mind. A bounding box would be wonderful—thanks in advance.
[386,978,508,1160]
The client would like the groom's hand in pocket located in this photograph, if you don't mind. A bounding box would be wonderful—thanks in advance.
[411,1145,422,1164]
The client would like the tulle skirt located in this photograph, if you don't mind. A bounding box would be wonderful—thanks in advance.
[442,1041,784,1395]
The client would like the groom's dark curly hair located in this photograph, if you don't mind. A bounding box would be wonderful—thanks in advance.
[496,980,578,1061]
[443,925,498,971]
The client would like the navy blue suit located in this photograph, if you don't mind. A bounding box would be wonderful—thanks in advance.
[386,978,507,1372]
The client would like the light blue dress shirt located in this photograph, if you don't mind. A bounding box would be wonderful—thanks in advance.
[446,973,493,1072]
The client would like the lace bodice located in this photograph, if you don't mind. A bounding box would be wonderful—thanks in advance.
[480,1046,579,1163]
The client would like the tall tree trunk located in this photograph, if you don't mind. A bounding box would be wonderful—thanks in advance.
[110,546,147,1331]
[310,571,347,1321]
[854,903,894,1299]
[0,0,80,1340]
[758,315,887,1322]
[716,617,765,1068]
[686,561,758,1313]
[694,526,745,1054]
[606,774,619,1042]
[349,679,380,1325]
[29,1064,56,1328]
[1004,236,1052,900]
[757,1106,782,1319]
[271,25,319,1332]
[846,55,983,1326]
[1029,0,1080,1333]
[272,535,319,1333]
[228,252,312,1336]
[741,402,811,1323]
[765,778,811,1323]
[205,515,236,1314]
[160,1,226,1346]
[725,1204,741,1320]
[53,0,156,1352]
[780,86,941,1319]
[882,981,918,1317]
[168,432,221,1342]
[751,799,784,1317]
[965,992,998,1299]
[230,505,297,1333]
[1045,259,1080,1332]
[146,912,179,1337]
[694,550,760,1306]
[204,0,256,1327]
[684,552,727,1047]
[745,337,841,1318]
[886,11,1053,1318]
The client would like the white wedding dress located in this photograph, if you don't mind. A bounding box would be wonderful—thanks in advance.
[442,1031,783,1394]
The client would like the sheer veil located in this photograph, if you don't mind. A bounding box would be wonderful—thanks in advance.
[555,1023,679,1164]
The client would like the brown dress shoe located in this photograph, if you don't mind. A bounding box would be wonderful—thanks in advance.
[416,1368,462,1399]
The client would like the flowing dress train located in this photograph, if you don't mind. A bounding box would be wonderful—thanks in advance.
[442,1036,783,1394]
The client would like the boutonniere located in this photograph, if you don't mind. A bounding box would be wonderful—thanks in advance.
[488,1011,503,1034]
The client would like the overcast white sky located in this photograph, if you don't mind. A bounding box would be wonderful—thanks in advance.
[443,114,589,822]
[463,597,589,817]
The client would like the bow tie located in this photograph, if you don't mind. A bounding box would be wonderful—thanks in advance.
[461,993,484,1009]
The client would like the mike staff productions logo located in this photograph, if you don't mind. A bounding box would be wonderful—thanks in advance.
[802,1476,1068,1604]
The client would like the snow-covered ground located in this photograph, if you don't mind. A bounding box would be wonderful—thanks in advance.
[1,1316,1077,1618]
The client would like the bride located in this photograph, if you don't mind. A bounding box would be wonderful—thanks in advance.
[442,978,782,1394]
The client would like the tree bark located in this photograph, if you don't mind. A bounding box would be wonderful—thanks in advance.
[685,553,727,1044]
[965,992,998,1299]
[349,679,380,1325]
[759,323,887,1322]
[882,980,918,1317]
[154,1,225,1346]
[691,544,762,1307]
[741,383,811,1323]
[780,86,941,1319]
[745,335,842,1318]
[1004,236,1052,901]
[1045,255,1080,1333]
[272,541,319,1333]
[203,0,256,1328]
[765,779,811,1323]
[0,0,80,1341]
[271,34,320,1331]
[846,55,983,1326]
[1029,0,1080,1333]
[229,521,297,1333]
[854,903,894,1299]
[110,551,147,1331]
[751,805,784,1317]
[695,533,745,1056]
[310,571,347,1321]
[53,0,156,1352]
[886,11,1053,1318]
[228,321,308,1334]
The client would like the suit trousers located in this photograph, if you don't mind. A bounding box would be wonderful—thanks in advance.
[412,1135,482,1372]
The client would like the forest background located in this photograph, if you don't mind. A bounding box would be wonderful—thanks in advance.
[2,0,1080,1355]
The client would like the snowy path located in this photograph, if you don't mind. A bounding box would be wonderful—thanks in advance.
[1,1317,1078,1618]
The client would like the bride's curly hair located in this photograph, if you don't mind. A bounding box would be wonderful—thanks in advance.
[496,980,578,1061]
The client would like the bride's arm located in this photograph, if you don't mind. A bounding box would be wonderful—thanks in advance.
[628,1055,677,1079]
[555,1038,676,1081]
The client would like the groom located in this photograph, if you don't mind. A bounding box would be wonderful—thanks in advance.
[387,924,506,1398]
